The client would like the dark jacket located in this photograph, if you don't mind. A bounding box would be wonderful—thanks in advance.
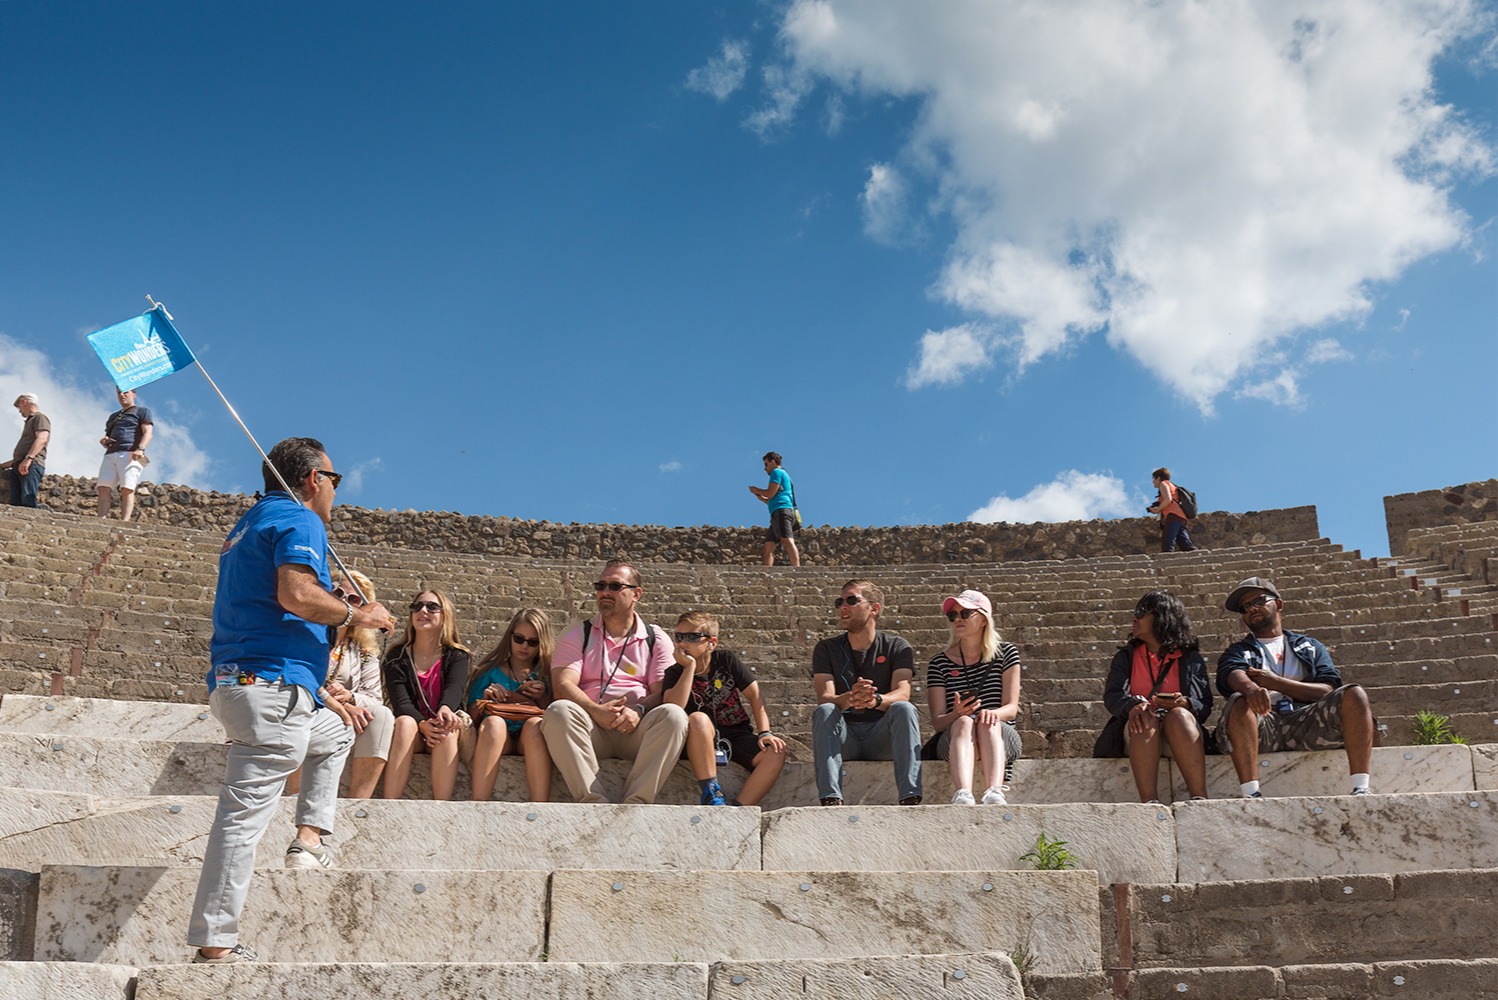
[1215,629,1339,707]
[1103,640,1213,725]
[382,644,470,721]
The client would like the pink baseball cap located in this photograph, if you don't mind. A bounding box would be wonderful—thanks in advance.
[942,589,992,617]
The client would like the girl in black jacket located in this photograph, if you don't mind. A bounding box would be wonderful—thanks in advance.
[381,588,471,800]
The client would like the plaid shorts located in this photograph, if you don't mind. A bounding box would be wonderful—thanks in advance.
[1218,684,1367,754]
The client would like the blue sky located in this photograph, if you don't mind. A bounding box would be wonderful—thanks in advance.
[2,1,1494,558]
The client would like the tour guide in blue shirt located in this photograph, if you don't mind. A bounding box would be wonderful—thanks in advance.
[189,437,396,965]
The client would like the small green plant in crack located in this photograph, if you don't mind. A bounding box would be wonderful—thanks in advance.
[1007,942,1036,977]
[1412,710,1468,745]
[1020,832,1077,871]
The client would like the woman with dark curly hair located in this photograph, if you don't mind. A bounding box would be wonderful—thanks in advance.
[1102,590,1212,802]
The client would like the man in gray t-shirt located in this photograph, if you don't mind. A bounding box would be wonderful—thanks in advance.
[3,394,50,508]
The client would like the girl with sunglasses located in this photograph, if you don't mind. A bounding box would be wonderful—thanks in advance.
[1099,590,1211,803]
[463,608,556,802]
[925,589,1023,805]
[323,569,395,797]
[381,589,471,800]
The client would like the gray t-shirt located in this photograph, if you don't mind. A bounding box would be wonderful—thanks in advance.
[13,412,50,465]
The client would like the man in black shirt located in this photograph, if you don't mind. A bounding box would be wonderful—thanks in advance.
[97,387,153,522]
[810,579,922,805]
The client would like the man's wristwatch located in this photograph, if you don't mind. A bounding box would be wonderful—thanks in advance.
[873,692,884,709]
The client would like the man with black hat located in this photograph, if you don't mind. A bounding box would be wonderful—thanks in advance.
[1216,577,1376,798]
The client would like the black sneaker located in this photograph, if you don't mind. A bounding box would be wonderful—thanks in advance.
[819,796,842,806]
[899,795,923,806]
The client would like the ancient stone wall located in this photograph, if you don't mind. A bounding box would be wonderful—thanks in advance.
[1383,478,1498,556]
[5,473,1320,564]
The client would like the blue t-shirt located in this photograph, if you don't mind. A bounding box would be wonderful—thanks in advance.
[767,468,794,512]
[468,664,531,735]
[208,492,331,701]
[104,405,153,453]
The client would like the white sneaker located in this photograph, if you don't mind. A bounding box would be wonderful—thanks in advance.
[285,838,334,869]
[980,786,1008,806]
[950,788,976,805]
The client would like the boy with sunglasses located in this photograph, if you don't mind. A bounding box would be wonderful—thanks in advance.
[810,580,922,805]
[662,611,787,806]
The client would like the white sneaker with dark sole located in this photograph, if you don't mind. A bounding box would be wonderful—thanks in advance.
[950,789,976,805]
[193,943,258,964]
[285,839,334,869]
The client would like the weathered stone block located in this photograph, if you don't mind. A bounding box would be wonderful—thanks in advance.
[547,868,1101,976]
[709,952,1022,998]
[0,869,37,962]
[36,865,547,965]
[134,962,706,1000]
[1187,745,1475,800]
[0,961,136,1000]
[760,801,1175,886]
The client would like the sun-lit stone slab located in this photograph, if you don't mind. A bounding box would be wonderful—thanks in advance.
[0,794,760,873]
[753,759,1162,810]
[0,961,136,1000]
[0,734,226,796]
[1471,743,1498,790]
[548,869,1100,976]
[710,952,1023,998]
[0,694,221,741]
[35,865,547,965]
[135,962,707,1000]
[1183,745,1475,801]
[1175,791,1498,882]
[761,801,1175,886]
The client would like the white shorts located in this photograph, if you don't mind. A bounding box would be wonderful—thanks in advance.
[98,451,145,491]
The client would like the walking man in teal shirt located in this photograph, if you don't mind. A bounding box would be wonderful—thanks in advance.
[749,451,801,567]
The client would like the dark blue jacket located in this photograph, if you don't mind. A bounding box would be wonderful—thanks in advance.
[1216,629,1340,707]
[1103,641,1212,725]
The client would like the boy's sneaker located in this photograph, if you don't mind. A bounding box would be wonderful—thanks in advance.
[950,789,976,805]
[193,943,258,964]
[820,797,843,806]
[699,780,726,806]
[898,795,923,806]
[980,787,1007,806]
[285,838,334,869]
[1245,791,1263,799]
[1351,787,1371,795]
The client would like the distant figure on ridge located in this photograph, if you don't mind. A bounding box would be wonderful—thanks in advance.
[924,589,1022,806]
[811,579,922,806]
[1146,466,1195,552]
[97,387,153,521]
[3,393,50,508]
[749,451,801,567]
[541,560,688,803]
[662,610,787,806]
[189,436,396,965]
[1217,577,1376,798]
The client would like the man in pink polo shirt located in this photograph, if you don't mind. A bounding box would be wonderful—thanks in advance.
[541,559,688,802]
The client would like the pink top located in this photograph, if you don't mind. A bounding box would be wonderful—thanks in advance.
[553,614,675,705]
[1130,644,1182,698]
[416,655,444,718]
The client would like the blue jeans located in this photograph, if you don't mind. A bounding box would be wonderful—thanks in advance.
[1162,517,1195,552]
[811,701,922,801]
[5,462,42,507]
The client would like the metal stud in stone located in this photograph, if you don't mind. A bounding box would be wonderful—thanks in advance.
[51,742,63,751]
[355,809,368,819]
[952,969,967,980]
[1157,812,1168,821]
[612,882,625,892]
[981,883,993,892]
[690,816,702,825]
[731,975,746,986]
[1471,801,1481,808]
[1342,886,1353,894]
[1176,985,1188,993]
[1313,807,1323,815]
[1003,813,1013,821]
[798,883,811,892]
[414,884,427,894]
[1393,976,1405,985]
[169,805,182,814]
[44,704,55,712]
[1404,752,1414,760]
[1161,894,1172,903]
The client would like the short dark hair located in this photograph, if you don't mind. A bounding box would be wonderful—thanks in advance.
[843,578,884,611]
[1152,467,1171,482]
[1133,590,1199,654]
[263,437,327,496]
[763,452,782,465]
[603,558,640,587]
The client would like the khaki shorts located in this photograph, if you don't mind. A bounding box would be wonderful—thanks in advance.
[1218,684,1366,754]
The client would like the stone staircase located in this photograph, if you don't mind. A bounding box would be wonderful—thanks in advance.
[2,500,1498,998]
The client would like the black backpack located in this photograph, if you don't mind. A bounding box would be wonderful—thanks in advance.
[581,618,659,657]
[1173,484,1198,519]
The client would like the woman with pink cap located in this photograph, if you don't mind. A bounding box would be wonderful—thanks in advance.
[925,588,1023,805]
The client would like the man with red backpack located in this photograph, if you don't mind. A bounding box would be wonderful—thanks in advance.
[1147,467,1197,552]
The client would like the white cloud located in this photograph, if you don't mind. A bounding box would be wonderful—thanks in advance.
[687,39,750,101]
[762,0,1494,409]
[968,471,1134,524]
[1239,372,1303,407]
[859,162,910,245]
[904,323,994,388]
[342,456,384,496]
[1305,338,1353,364]
[0,333,211,487]
[659,460,682,473]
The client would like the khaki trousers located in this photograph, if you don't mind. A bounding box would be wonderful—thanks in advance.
[541,700,688,803]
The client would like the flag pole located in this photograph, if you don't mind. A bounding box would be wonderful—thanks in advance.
[145,296,368,604]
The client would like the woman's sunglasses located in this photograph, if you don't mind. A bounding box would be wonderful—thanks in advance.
[512,634,541,648]
[945,608,982,622]
[332,586,366,607]
[409,601,442,614]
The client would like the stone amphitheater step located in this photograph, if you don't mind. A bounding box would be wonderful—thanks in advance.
[0,962,138,1000]
[34,864,1098,975]
[132,955,1026,1000]
[1028,958,1498,1000]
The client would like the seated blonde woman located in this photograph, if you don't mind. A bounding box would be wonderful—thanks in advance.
[462,608,556,802]
[381,588,471,800]
[324,569,396,797]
